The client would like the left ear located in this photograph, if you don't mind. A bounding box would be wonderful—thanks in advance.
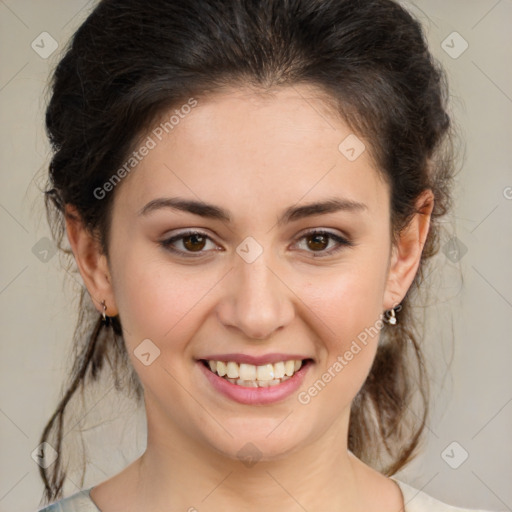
[383,188,435,310]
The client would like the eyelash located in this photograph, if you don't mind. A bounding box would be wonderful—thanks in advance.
[159,229,354,258]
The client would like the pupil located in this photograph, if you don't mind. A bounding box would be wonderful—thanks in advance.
[308,234,328,251]
[184,234,206,251]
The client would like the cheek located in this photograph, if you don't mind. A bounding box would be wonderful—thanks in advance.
[296,298,381,414]
[112,250,221,357]
[111,257,211,403]
[303,257,387,342]
[297,254,387,395]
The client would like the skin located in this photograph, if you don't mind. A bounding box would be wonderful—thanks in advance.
[65,84,434,512]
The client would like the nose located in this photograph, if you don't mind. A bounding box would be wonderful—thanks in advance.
[216,250,294,340]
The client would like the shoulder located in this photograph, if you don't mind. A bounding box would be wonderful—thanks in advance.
[393,479,500,512]
[36,488,100,512]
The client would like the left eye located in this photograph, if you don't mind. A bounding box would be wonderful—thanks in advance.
[294,230,353,257]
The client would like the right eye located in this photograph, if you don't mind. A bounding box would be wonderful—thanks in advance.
[159,230,220,256]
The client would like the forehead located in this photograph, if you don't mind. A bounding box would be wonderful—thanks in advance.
[165,85,351,154]
[115,84,389,218]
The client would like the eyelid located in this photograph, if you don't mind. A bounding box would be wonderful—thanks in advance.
[296,227,351,241]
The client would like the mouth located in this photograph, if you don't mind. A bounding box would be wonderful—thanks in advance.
[199,358,314,388]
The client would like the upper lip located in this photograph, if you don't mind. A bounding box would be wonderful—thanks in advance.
[198,353,312,365]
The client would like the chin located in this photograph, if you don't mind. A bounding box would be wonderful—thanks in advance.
[197,417,315,465]
[212,437,302,466]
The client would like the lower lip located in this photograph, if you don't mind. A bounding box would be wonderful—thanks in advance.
[197,360,312,405]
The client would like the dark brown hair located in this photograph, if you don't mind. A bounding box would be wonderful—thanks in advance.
[39,0,457,504]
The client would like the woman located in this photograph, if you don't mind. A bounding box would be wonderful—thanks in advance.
[36,0,497,510]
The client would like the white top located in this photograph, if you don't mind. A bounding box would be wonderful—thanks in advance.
[394,479,497,512]
[36,480,499,511]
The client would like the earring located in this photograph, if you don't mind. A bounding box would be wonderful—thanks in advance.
[101,300,110,327]
[383,306,398,325]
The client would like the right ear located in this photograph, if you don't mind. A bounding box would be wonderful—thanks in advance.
[64,205,119,317]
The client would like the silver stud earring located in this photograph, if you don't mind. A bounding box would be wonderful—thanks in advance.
[101,300,110,327]
[384,306,398,325]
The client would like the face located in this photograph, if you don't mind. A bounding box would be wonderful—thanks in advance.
[72,84,425,464]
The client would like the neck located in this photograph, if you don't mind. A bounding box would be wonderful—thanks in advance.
[129,409,372,511]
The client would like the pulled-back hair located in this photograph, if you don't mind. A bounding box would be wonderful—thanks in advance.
[40,0,456,504]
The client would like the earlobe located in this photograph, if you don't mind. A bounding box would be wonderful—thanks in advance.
[383,189,434,310]
[64,205,118,317]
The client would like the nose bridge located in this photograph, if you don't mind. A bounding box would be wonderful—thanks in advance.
[219,243,294,340]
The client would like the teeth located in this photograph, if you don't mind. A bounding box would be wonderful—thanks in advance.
[217,361,227,377]
[284,360,295,376]
[236,378,259,387]
[239,363,256,380]
[205,359,305,386]
[273,361,286,379]
[256,364,274,381]
[226,361,239,378]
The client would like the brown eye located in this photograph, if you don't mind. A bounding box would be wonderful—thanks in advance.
[306,233,329,251]
[159,230,217,256]
[182,233,207,252]
[295,230,354,257]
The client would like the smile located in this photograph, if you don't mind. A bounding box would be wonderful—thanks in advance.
[201,359,304,387]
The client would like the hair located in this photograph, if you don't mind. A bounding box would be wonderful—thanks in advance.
[39,0,457,504]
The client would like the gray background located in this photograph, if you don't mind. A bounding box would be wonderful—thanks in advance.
[1,1,511,511]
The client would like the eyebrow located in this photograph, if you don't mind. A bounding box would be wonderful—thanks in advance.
[138,196,368,225]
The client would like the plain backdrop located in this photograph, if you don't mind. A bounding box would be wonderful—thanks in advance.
[0,1,511,511]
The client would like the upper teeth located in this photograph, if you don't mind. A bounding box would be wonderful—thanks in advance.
[208,359,303,380]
